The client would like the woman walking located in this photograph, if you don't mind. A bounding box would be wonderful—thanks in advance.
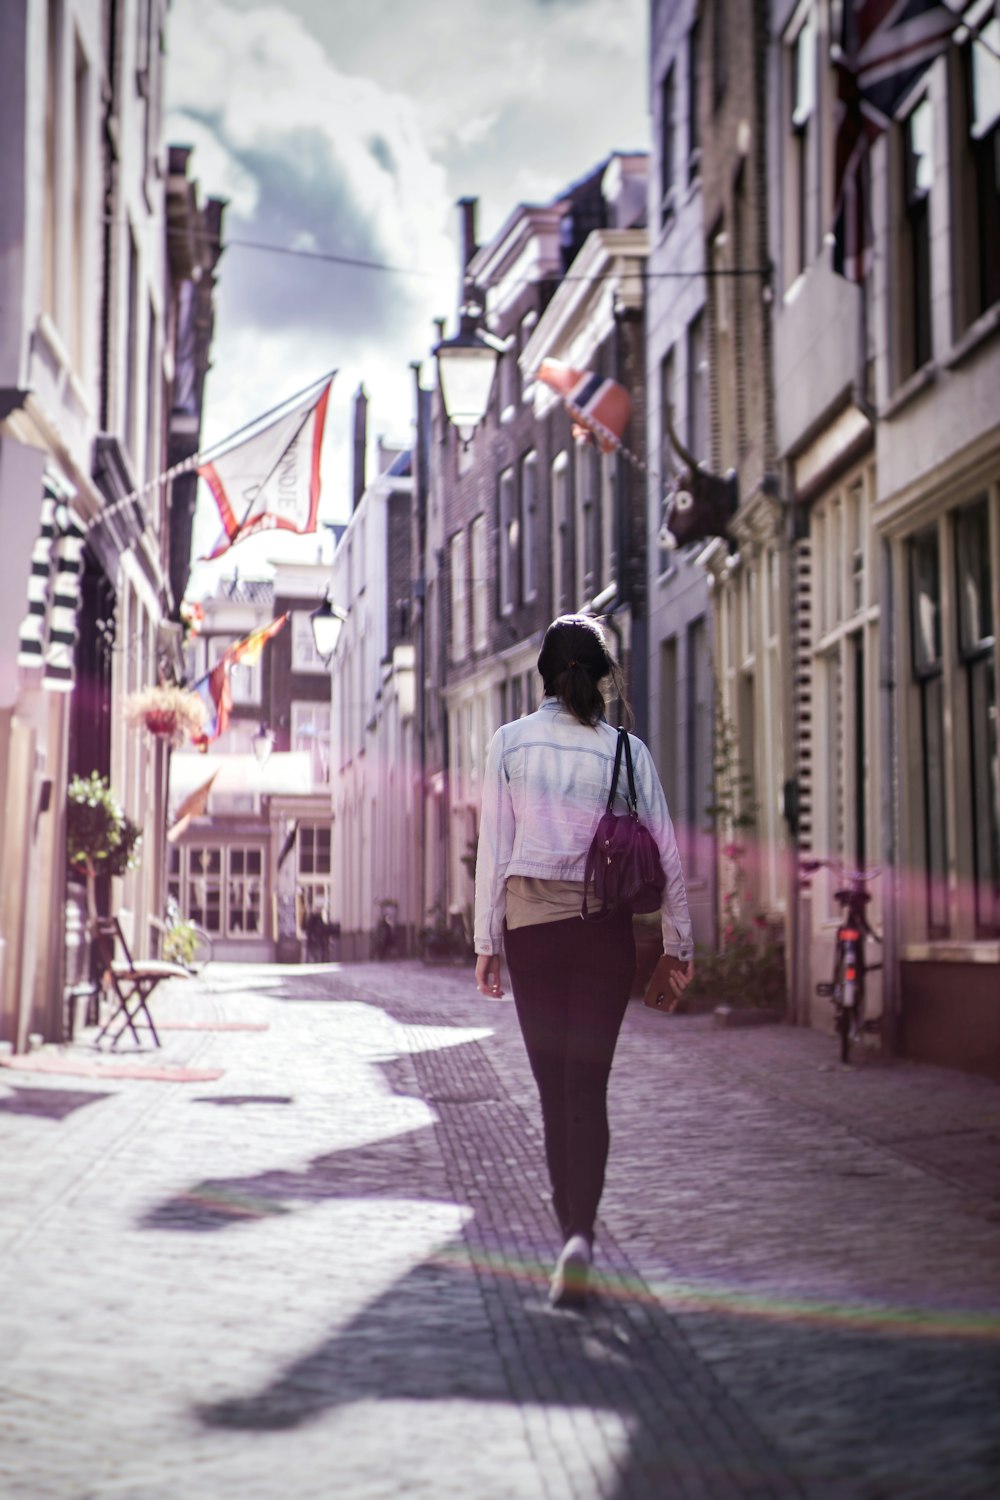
[474,615,693,1307]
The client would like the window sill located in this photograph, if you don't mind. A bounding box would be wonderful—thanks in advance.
[944,301,1000,372]
[902,940,1000,964]
[881,361,937,420]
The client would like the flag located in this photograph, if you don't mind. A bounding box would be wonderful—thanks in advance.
[188,615,288,751]
[191,661,232,751]
[228,612,289,667]
[833,1,960,281]
[199,379,333,558]
[536,360,632,454]
[168,772,219,843]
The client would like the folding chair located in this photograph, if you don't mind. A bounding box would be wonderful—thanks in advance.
[93,916,190,1049]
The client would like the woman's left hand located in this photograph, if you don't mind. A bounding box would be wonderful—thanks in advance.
[476,954,505,999]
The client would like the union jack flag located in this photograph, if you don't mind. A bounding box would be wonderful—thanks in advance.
[833,0,962,281]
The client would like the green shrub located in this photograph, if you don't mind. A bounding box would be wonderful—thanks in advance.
[66,773,142,878]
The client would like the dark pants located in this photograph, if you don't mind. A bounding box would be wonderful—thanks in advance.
[504,912,635,1244]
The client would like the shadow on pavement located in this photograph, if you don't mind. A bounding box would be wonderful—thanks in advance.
[138,1124,448,1231]
[193,1251,795,1499]
[0,1085,112,1119]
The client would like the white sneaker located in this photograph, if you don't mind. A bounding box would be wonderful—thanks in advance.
[549,1234,591,1308]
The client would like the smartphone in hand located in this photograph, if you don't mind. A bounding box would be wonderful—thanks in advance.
[643,954,690,1013]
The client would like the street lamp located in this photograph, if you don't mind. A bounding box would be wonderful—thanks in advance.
[251,723,275,766]
[309,593,347,663]
[433,312,505,446]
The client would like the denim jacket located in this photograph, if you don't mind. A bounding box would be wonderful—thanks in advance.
[474,697,693,961]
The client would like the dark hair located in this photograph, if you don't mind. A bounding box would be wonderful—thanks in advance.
[537,614,629,727]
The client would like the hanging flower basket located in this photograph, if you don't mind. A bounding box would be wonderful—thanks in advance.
[125,685,206,749]
[145,708,177,738]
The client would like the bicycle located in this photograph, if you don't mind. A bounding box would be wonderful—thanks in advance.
[800,859,882,1064]
[153,896,215,973]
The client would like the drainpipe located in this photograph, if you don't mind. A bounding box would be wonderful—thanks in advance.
[879,536,901,1054]
[411,363,428,943]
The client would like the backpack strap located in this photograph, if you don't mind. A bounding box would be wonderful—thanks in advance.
[620,728,639,816]
[604,726,625,813]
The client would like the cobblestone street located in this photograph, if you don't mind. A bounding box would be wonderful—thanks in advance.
[1,959,998,1500]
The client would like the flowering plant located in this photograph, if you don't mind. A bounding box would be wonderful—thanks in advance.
[124,684,206,748]
[67,773,142,880]
[179,599,205,640]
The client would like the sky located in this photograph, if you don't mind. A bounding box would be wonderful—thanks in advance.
[164,0,650,597]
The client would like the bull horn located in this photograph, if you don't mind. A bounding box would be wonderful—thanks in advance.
[664,402,698,472]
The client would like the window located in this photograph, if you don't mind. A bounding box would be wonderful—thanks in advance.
[470,514,488,649]
[450,528,468,661]
[955,500,999,935]
[686,617,712,877]
[601,450,617,589]
[688,21,701,183]
[291,610,327,673]
[686,310,709,462]
[208,634,260,706]
[71,33,88,369]
[499,342,518,415]
[228,846,263,934]
[291,701,331,783]
[520,452,538,603]
[298,823,331,875]
[910,529,949,936]
[847,480,864,613]
[786,8,816,283]
[498,468,518,614]
[954,22,1000,332]
[42,0,60,322]
[660,346,677,488]
[144,299,158,486]
[660,64,676,225]
[712,0,728,109]
[897,97,934,380]
[576,442,600,601]
[181,846,223,934]
[194,848,224,932]
[710,227,734,469]
[552,453,572,613]
[659,636,679,811]
[125,227,140,460]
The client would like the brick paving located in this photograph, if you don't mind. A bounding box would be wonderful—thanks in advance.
[0,958,998,1499]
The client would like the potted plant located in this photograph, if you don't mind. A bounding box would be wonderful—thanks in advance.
[124,684,205,748]
[66,772,142,926]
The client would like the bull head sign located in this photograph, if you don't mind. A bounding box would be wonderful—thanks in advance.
[660,406,738,549]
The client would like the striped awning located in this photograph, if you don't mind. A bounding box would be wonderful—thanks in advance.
[16,484,86,693]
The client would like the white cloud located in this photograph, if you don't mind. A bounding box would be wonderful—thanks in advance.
[164,0,649,599]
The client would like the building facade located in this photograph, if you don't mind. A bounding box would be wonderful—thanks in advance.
[646,0,717,949]
[0,0,215,1047]
[328,444,417,958]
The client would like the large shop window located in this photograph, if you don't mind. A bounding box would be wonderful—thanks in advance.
[168,843,265,940]
[955,499,999,936]
[909,530,949,937]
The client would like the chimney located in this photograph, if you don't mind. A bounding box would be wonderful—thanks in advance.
[457,197,479,326]
[351,383,367,512]
[458,196,478,270]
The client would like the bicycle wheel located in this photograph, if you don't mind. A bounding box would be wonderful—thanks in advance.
[187,926,214,972]
[837,1002,852,1064]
